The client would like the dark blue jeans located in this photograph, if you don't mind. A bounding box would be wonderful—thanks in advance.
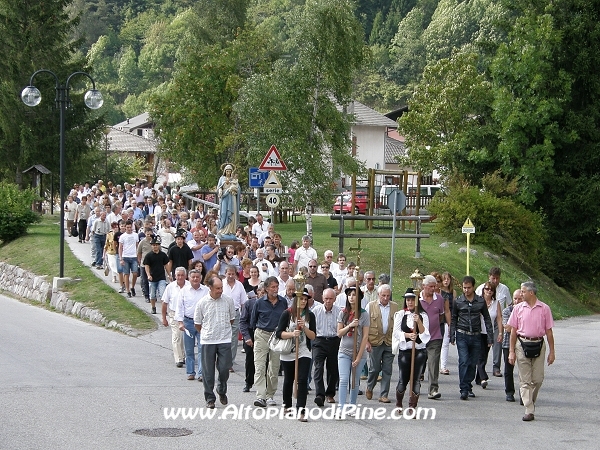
[456,332,481,394]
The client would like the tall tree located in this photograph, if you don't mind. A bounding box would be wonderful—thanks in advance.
[236,0,366,208]
[0,0,104,187]
[149,0,273,188]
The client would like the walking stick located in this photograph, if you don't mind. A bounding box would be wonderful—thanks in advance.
[351,323,358,390]
[408,298,419,398]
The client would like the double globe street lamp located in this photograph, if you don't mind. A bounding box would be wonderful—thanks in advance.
[21,70,103,278]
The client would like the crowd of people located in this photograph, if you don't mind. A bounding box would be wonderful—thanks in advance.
[65,179,556,422]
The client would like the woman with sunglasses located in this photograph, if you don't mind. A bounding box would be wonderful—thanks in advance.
[476,282,503,388]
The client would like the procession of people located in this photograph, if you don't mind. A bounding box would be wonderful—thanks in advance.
[65,171,556,422]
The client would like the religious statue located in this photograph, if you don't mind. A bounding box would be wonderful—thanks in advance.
[217,163,240,238]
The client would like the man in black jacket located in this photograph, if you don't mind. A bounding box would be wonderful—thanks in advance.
[450,275,493,400]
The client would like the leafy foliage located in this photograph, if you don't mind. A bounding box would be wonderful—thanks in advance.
[428,178,547,269]
[0,182,41,243]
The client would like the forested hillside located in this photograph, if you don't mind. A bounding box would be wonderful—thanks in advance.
[2,0,600,287]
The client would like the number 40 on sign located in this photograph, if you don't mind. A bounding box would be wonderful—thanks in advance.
[265,194,280,208]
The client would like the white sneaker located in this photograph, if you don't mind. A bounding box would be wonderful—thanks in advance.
[266,398,277,406]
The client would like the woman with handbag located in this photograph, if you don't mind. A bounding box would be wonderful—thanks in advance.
[336,286,369,419]
[275,287,316,422]
[104,222,119,283]
[392,288,430,413]
[476,282,504,389]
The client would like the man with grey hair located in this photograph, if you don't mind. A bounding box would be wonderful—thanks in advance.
[361,271,378,304]
[420,274,451,400]
[365,284,398,403]
[161,267,189,367]
[508,281,555,421]
[293,235,317,274]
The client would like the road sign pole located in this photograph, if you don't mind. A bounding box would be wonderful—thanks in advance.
[389,191,398,290]
[466,232,470,275]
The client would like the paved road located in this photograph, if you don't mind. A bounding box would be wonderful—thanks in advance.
[1,234,599,448]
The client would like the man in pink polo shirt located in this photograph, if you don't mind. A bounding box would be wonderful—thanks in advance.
[508,281,555,422]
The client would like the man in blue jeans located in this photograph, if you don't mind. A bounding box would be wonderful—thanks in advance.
[450,276,493,400]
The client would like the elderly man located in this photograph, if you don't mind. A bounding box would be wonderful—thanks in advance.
[365,284,398,403]
[508,282,555,421]
[476,267,512,377]
[251,213,268,237]
[91,210,110,268]
[312,288,341,406]
[250,276,288,407]
[194,276,236,409]
[419,274,451,400]
[361,271,378,304]
[161,267,188,367]
[305,259,328,303]
[176,268,209,381]
[223,264,248,370]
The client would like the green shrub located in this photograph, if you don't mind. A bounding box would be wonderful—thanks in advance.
[0,182,42,243]
[428,180,547,268]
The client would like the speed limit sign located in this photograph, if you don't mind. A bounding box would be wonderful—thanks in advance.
[265,194,280,208]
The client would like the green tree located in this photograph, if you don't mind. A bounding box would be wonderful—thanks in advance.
[149,0,273,188]
[398,52,498,183]
[0,0,104,188]
[236,0,366,208]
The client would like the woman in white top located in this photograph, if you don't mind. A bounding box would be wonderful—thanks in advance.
[392,288,430,412]
[476,282,503,388]
[158,218,176,252]
[275,288,316,422]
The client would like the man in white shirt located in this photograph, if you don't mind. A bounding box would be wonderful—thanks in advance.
[161,267,189,367]
[331,253,348,293]
[223,265,248,369]
[176,268,209,381]
[251,213,268,237]
[476,267,512,378]
[187,230,206,261]
[118,220,139,298]
[194,276,235,409]
[312,288,341,406]
[277,261,292,295]
[293,235,318,273]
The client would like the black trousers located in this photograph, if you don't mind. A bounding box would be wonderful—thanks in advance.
[503,347,517,396]
[475,333,491,383]
[397,349,428,395]
[244,340,255,387]
[281,358,311,410]
[77,219,87,241]
[312,337,340,399]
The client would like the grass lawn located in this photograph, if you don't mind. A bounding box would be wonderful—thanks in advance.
[0,215,155,331]
[2,213,596,328]
[274,214,598,319]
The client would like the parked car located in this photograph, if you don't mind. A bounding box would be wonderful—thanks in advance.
[333,191,368,214]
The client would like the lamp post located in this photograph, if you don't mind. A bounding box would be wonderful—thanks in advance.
[21,70,103,278]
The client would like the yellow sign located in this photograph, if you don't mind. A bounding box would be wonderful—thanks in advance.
[462,217,475,234]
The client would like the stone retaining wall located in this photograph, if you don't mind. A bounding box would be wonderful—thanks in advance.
[0,261,132,334]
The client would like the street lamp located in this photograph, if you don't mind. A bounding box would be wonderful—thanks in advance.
[21,70,103,278]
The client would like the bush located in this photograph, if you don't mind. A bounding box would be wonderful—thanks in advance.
[0,182,42,243]
[428,180,547,269]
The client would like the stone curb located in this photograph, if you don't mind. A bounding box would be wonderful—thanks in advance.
[0,261,137,336]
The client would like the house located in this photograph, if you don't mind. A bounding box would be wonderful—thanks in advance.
[338,101,405,188]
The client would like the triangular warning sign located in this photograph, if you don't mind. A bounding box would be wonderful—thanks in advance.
[462,217,474,228]
[259,145,287,171]
[264,171,282,188]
